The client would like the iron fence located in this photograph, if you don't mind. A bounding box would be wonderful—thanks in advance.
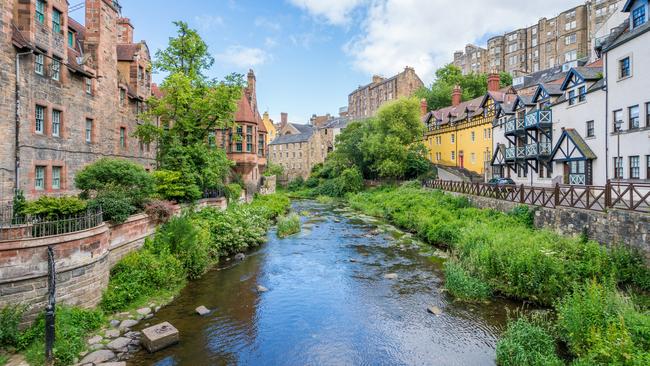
[423,179,650,213]
[0,209,104,241]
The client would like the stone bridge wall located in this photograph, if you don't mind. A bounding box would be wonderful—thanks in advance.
[0,198,226,321]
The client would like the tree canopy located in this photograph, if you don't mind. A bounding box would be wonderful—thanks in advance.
[416,64,513,111]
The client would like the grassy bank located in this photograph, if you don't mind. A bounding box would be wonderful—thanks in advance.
[347,183,650,364]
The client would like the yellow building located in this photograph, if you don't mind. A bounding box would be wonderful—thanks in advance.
[262,112,278,145]
[422,76,516,176]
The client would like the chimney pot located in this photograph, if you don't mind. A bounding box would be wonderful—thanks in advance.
[487,73,500,92]
[280,112,288,128]
[451,85,462,107]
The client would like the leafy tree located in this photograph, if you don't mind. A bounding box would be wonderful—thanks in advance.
[75,158,154,207]
[263,163,284,177]
[416,64,513,110]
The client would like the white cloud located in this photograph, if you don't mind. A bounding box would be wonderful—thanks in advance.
[288,0,365,25]
[255,17,282,31]
[345,0,585,83]
[215,46,271,68]
[193,15,224,31]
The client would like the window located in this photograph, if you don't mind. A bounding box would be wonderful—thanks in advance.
[451,151,455,160]
[565,34,577,45]
[68,30,75,47]
[619,57,631,78]
[614,157,624,179]
[35,105,45,134]
[451,134,455,143]
[629,105,640,129]
[630,156,640,179]
[647,156,650,180]
[471,131,475,141]
[52,110,61,137]
[236,126,243,152]
[565,20,577,31]
[35,53,44,75]
[246,126,253,152]
[119,88,126,106]
[36,0,45,24]
[51,57,61,81]
[471,152,476,164]
[35,166,45,190]
[578,86,586,103]
[632,6,646,28]
[52,8,62,33]
[82,81,91,98]
[258,134,264,156]
[565,50,577,63]
[119,127,126,148]
[614,109,623,131]
[568,90,576,105]
[208,131,216,148]
[586,120,595,137]
[85,119,93,143]
[52,167,61,190]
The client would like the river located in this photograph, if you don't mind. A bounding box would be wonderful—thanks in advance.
[128,200,522,366]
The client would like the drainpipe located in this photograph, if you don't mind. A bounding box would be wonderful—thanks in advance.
[15,50,33,194]
[604,51,609,183]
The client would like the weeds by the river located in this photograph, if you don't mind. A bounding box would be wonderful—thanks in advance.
[277,213,301,238]
[496,317,563,366]
[443,261,491,302]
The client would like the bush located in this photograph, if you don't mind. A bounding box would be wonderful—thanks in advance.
[75,158,154,207]
[443,261,491,302]
[305,176,320,188]
[87,189,135,224]
[226,183,243,202]
[12,190,27,219]
[0,305,25,349]
[148,216,211,279]
[100,249,186,312]
[144,199,176,224]
[152,169,201,203]
[249,193,291,220]
[23,196,87,220]
[264,163,284,177]
[277,213,301,238]
[287,176,305,191]
[22,307,104,366]
[496,317,563,366]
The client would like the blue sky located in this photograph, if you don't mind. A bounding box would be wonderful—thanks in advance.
[70,0,587,124]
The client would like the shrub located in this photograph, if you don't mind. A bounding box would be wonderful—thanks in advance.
[443,261,491,302]
[0,305,25,349]
[12,190,27,219]
[305,176,320,188]
[226,183,243,202]
[287,176,305,191]
[249,193,291,220]
[144,199,176,224]
[75,158,154,207]
[277,213,301,238]
[496,317,563,366]
[148,216,211,279]
[87,189,135,224]
[100,249,186,312]
[152,169,201,203]
[22,307,104,366]
[509,205,534,229]
[264,163,284,177]
[23,196,87,220]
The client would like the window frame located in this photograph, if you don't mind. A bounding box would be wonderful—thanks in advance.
[568,90,576,105]
[35,0,45,24]
[35,166,46,190]
[35,53,44,75]
[35,105,45,134]
[578,86,586,103]
[68,29,75,48]
[246,126,253,153]
[52,166,61,190]
[646,102,650,127]
[51,57,61,81]
[613,109,623,132]
[629,156,640,179]
[52,8,62,34]
[119,127,126,148]
[629,105,640,130]
[85,78,93,95]
[586,120,595,137]
[632,5,646,28]
[258,134,265,156]
[619,57,631,79]
[52,109,61,137]
[614,157,624,179]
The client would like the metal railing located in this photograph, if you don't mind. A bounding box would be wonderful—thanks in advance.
[524,110,552,129]
[0,209,104,241]
[504,117,525,134]
[202,188,226,199]
[422,179,650,213]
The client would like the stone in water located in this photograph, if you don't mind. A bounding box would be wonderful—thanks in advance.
[427,306,442,316]
[195,306,210,316]
[384,273,398,280]
[256,285,268,293]
[141,322,179,353]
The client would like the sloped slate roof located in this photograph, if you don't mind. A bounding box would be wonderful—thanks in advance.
[551,128,597,161]
[269,124,315,145]
[235,94,257,123]
[117,43,140,61]
[323,117,350,129]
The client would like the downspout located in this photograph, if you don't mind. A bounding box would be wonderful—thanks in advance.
[604,51,609,184]
[15,50,33,194]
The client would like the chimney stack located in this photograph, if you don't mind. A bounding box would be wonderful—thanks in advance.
[280,112,288,128]
[420,98,428,116]
[117,18,134,44]
[247,69,257,113]
[372,75,385,84]
[487,73,500,92]
[451,85,462,107]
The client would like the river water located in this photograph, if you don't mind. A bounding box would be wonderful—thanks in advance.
[128,201,521,366]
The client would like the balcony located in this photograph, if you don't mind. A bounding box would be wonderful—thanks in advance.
[505,146,527,160]
[525,142,552,158]
[524,110,552,129]
[504,117,525,135]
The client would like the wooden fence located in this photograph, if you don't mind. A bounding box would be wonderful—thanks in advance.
[423,180,650,213]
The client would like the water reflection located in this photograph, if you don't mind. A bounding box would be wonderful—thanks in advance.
[129,201,518,366]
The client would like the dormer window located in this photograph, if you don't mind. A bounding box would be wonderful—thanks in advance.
[578,86,586,103]
[568,90,576,105]
[632,5,647,28]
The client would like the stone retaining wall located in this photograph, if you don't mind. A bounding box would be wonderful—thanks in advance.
[446,192,650,263]
[0,197,226,321]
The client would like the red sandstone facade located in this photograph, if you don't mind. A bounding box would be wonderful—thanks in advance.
[1,0,155,201]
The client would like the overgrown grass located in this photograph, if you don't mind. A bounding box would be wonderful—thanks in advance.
[0,305,25,351]
[277,213,301,238]
[496,317,563,366]
[0,354,8,366]
[443,261,491,302]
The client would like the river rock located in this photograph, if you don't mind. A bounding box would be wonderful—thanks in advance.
[384,273,398,280]
[105,329,120,338]
[90,343,105,351]
[234,253,245,261]
[124,331,141,340]
[96,362,126,366]
[427,306,442,316]
[256,285,269,293]
[142,322,179,353]
[195,306,210,316]
[119,319,139,330]
[109,319,121,328]
[154,306,161,313]
[87,335,103,345]
[79,350,115,365]
[136,307,152,316]
[106,337,131,351]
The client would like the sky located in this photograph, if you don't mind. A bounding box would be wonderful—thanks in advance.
[71,0,586,124]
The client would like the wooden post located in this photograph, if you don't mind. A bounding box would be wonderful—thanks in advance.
[605,180,611,208]
[554,183,560,207]
[520,184,525,203]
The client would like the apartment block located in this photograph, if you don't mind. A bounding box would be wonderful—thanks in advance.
[452,44,488,75]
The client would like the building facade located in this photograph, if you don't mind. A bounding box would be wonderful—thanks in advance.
[348,66,424,120]
[455,0,623,76]
[268,118,328,182]
[452,44,488,75]
[2,0,155,201]
[262,111,277,146]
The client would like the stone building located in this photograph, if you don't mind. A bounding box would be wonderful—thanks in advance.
[1,0,155,201]
[454,0,623,76]
[347,66,424,120]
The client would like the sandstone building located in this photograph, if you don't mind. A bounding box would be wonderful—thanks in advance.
[347,66,424,120]
[1,0,154,201]
[453,0,623,76]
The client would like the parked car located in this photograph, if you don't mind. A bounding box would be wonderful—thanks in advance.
[487,178,516,187]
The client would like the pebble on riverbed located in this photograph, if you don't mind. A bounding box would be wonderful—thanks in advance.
[195,306,211,316]
[256,285,269,293]
[384,273,398,280]
[427,306,442,316]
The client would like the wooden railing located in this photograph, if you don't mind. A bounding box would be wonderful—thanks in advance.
[422,179,650,213]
